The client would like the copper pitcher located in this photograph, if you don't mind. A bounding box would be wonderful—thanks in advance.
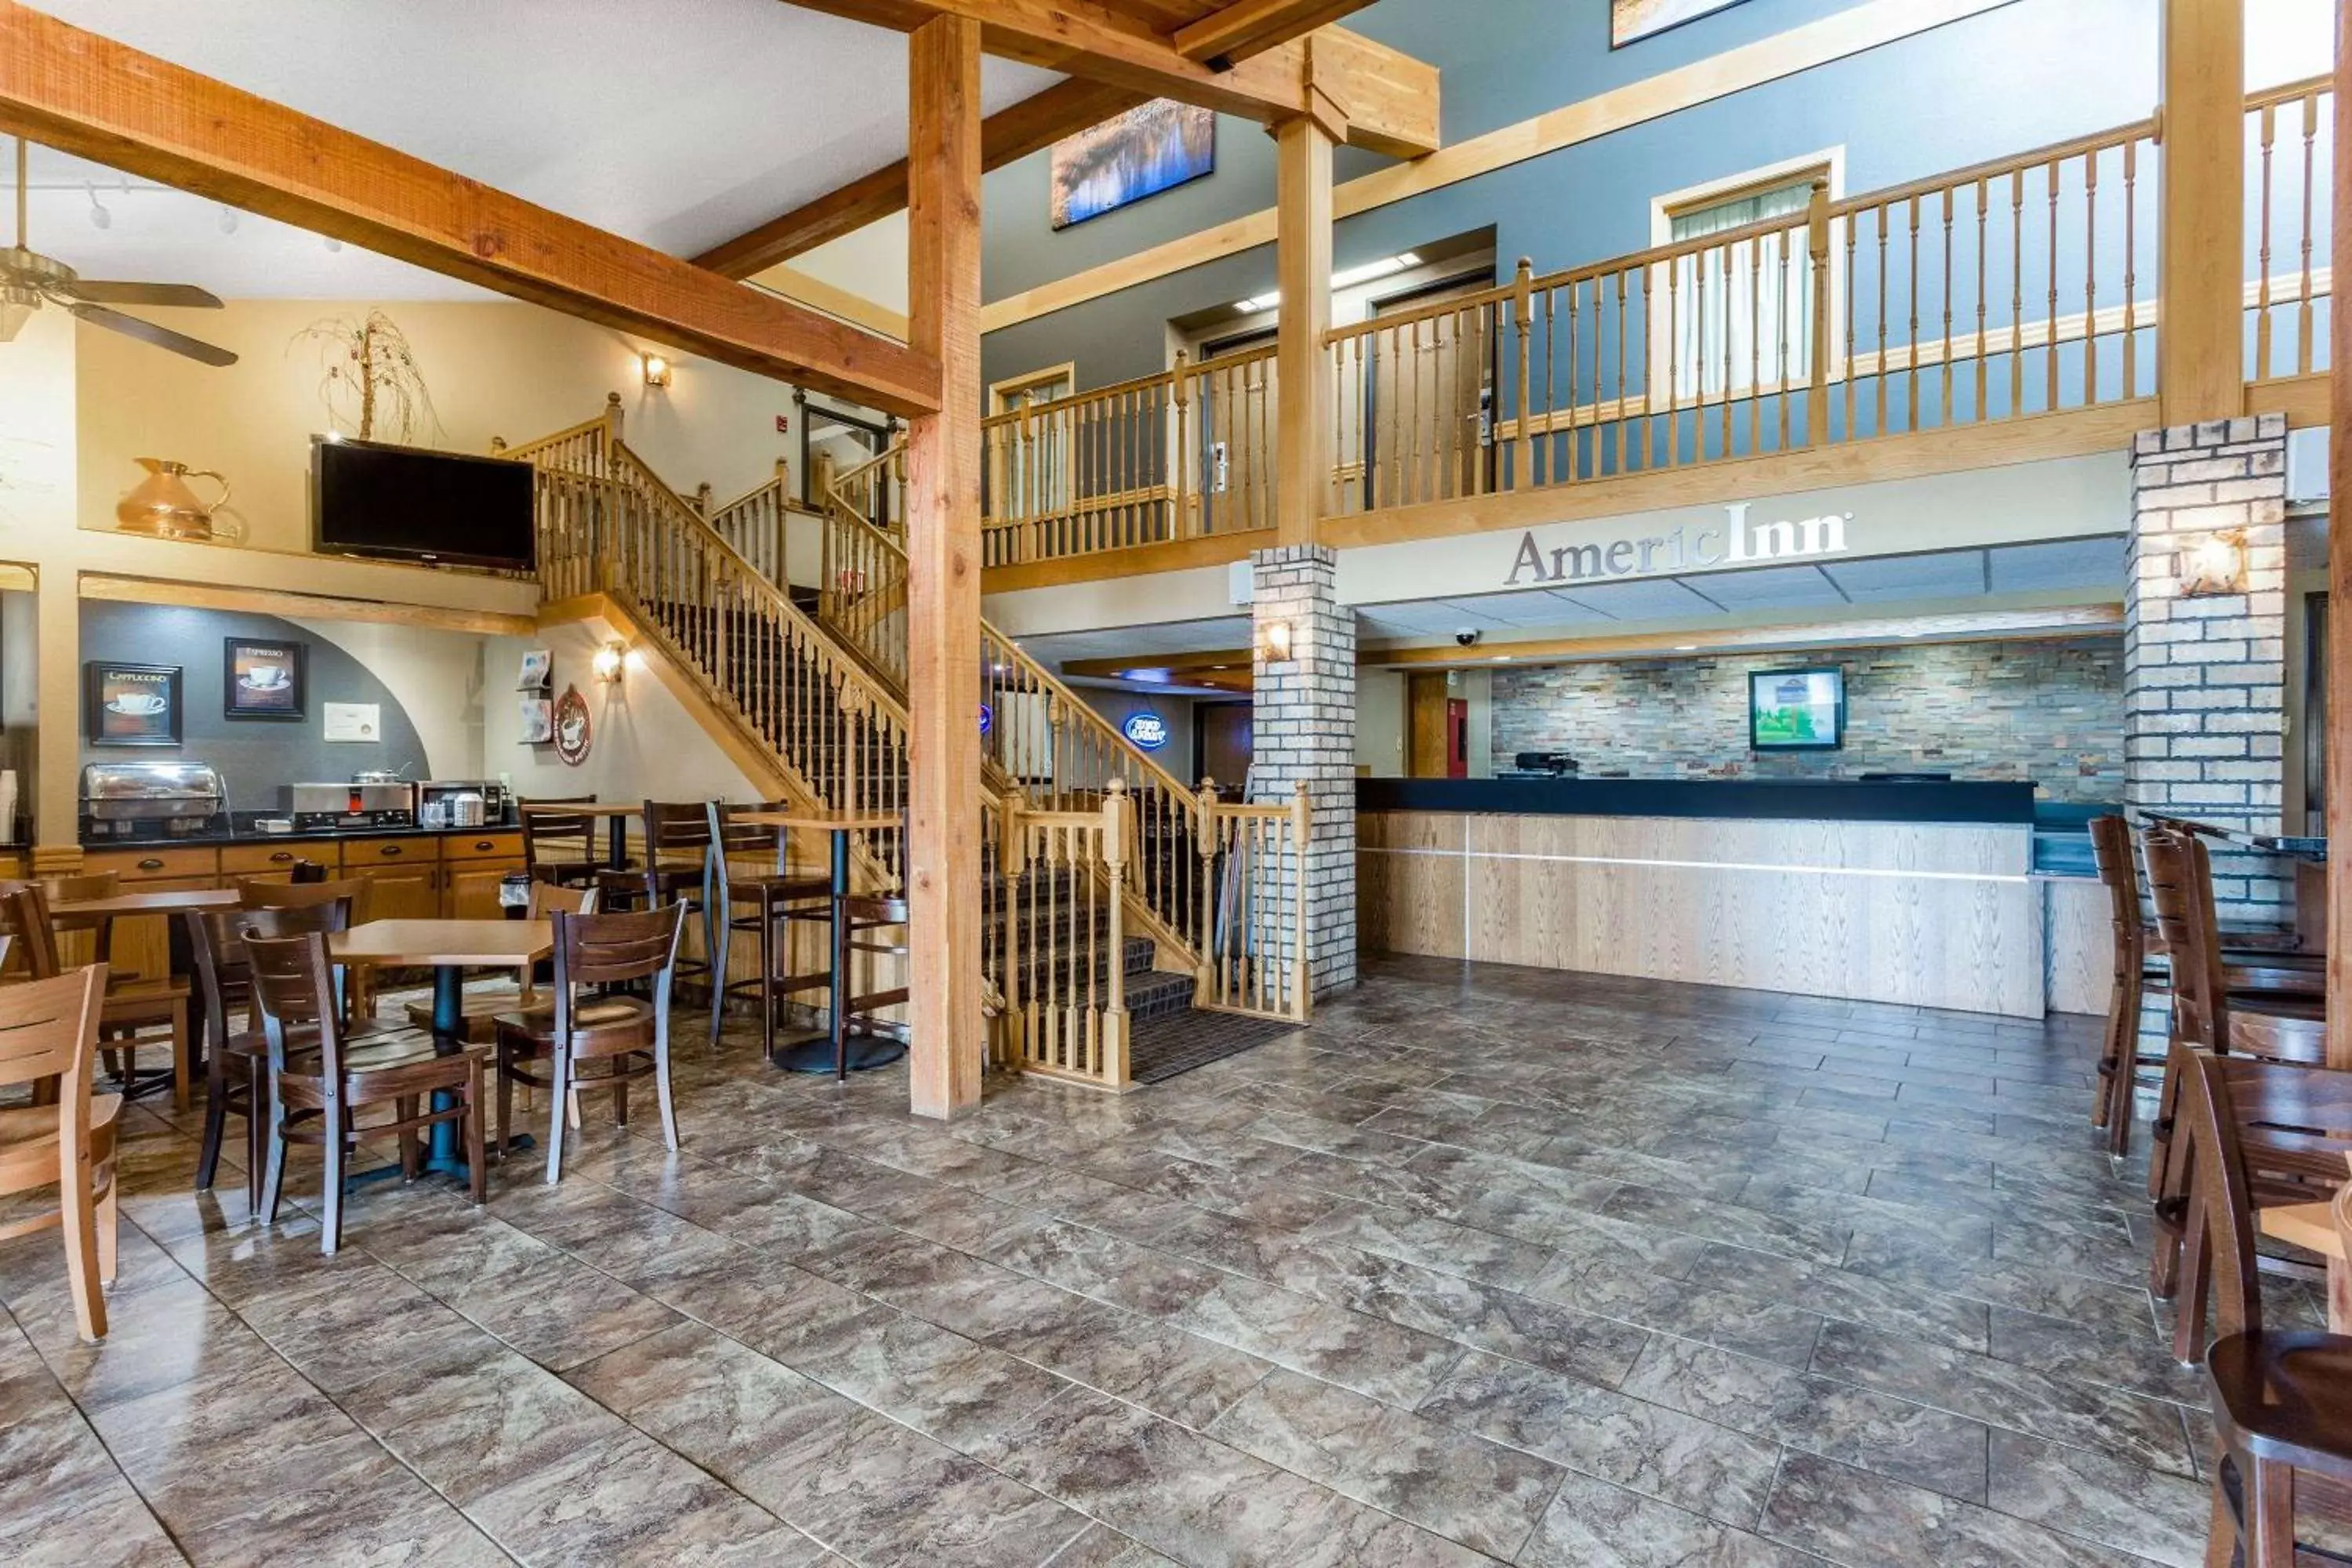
[115,457,239,543]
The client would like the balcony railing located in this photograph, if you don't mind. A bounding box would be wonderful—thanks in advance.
[978,80,2331,569]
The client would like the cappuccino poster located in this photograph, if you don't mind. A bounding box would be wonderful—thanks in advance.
[86,661,182,746]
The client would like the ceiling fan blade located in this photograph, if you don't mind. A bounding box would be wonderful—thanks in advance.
[64,301,238,366]
[64,278,224,309]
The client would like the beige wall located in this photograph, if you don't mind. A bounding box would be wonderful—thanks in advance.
[75,299,808,554]
[488,619,758,806]
[291,618,490,782]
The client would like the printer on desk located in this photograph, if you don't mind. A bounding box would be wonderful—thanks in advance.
[1497,752,1581,780]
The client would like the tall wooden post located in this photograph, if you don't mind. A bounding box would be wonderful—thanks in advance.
[2325,0,2351,1070]
[1274,116,1334,545]
[904,12,984,1119]
[2156,0,2245,425]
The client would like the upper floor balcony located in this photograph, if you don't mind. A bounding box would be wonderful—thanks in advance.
[969,77,2333,583]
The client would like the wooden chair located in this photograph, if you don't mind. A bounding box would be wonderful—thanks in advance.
[492,903,684,1185]
[401,881,598,1045]
[2180,1051,2352,1566]
[521,796,610,889]
[239,877,376,1022]
[246,929,489,1255]
[2093,815,2326,1157]
[0,967,116,1341]
[2145,826,2330,1359]
[1,883,194,1113]
[601,802,713,970]
[185,900,352,1210]
[706,800,829,1052]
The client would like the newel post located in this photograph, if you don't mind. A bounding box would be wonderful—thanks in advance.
[1806,179,1833,442]
[1512,256,1535,489]
[1101,778,1131,1087]
[1290,779,1313,1020]
[1193,776,1221,1005]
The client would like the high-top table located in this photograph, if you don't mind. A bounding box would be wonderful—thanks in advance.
[729,809,906,1077]
[332,918,553,1171]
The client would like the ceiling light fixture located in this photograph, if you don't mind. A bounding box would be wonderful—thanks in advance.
[1674,644,1698,652]
[1233,251,1424,314]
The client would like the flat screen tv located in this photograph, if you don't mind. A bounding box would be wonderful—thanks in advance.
[1749,666,1845,750]
[311,436,535,570]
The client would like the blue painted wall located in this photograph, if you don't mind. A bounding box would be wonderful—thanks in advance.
[981,0,2165,394]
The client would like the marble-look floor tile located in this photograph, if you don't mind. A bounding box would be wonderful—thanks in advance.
[1519,1470,1826,1566]
[1759,1450,2145,1567]
[1984,1428,2210,1568]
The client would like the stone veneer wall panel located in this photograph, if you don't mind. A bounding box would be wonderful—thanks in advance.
[1487,635,2125,802]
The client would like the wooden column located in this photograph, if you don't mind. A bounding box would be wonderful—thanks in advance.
[2156,0,2246,426]
[2326,0,2350,1069]
[903,13,985,1119]
[1275,115,1334,546]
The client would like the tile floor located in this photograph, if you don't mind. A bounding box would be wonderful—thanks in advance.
[0,954,2274,1566]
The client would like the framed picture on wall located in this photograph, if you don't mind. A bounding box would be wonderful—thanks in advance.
[1748,666,1846,751]
[1611,0,1745,49]
[223,637,307,720]
[1049,99,1214,229]
[86,661,183,746]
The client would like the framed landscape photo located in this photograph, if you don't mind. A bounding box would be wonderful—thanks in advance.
[1051,99,1214,230]
[1612,0,1744,49]
[86,660,183,746]
[223,637,307,720]
[1748,666,1845,751]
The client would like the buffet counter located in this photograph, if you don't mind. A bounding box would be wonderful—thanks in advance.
[1358,778,2052,1018]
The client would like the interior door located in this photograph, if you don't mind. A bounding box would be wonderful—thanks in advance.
[1193,328,1276,535]
[1407,673,1450,778]
[1197,702,1254,794]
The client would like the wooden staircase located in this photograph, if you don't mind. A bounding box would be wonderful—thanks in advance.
[505,398,1308,1091]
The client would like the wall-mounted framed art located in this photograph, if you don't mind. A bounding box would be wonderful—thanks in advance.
[1612,0,1745,49]
[1051,99,1214,229]
[223,637,307,720]
[86,660,183,746]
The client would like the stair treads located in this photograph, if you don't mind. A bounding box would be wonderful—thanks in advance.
[1126,1009,1298,1087]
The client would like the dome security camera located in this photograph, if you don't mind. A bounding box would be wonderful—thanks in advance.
[1454,628,1484,648]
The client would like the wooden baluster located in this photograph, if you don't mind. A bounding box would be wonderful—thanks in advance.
[2299,89,2319,375]
[1665,257,1682,467]
[1906,193,1922,432]
[1842,205,1858,441]
[1874,202,1891,436]
[1974,179,1990,419]
[1941,186,1957,423]
[2083,149,2100,405]
[2009,170,2025,418]
[2045,158,2060,413]
[2258,100,2279,378]
[1617,270,1633,473]
[1719,239,1735,456]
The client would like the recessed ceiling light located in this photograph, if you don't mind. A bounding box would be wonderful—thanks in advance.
[1491,654,1512,662]
[1674,644,1698,652]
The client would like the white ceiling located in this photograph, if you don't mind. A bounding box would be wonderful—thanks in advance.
[15,1,1062,297]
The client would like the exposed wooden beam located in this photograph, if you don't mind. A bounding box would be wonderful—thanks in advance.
[2156,0,2245,426]
[903,13,987,1120]
[2325,0,2349,1070]
[1174,0,1374,66]
[0,0,941,415]
[782,0,1317,121]
[696,78,1145,278]
[1274,114,1332,546]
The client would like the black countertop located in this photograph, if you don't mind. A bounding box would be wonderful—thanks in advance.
[1358,777,2038,826]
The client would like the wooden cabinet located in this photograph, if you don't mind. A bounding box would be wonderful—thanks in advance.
[220,841,316,880]
[441,831,524,920]
[82,847,222,983]
[341,836,442,922]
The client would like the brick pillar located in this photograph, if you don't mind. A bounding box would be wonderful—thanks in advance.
[2125,413,2290,927]
[1250,544,1356,995]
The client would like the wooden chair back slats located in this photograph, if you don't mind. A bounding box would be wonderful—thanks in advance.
[188,904,348,1040]
[554,906,685,989]
[237,877,368,918]
[0,967,106,1087]
[2090,814,2143,969]
[42,872,118,903]
[2,884,68,980]
[528,882,598,920]
[710,800,790,862]
[642,800,715,859]
[2145,826,2230,1048]
[521,795,601,880]
[241,930,339,1051]
[2181,1053,2352,1341]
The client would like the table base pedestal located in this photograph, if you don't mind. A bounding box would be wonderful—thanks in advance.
[771,1032,907,1075]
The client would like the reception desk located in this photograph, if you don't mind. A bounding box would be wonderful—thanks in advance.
[1359,779,2053,1018]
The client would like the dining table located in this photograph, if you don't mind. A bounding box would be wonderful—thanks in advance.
[331,917,553,1173]
[2258,1200,2352,1330]
[50,887,241,924]
[729,808,906,1077]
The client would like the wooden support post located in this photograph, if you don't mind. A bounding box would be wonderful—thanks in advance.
[904,12,985,1120]
[1806,179,1833,441]
[1276,115,1334,546]
[2156,0,2246,426]
[2326,0,2350,1071]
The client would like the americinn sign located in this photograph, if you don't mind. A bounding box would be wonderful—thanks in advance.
[1504,502,1855,588]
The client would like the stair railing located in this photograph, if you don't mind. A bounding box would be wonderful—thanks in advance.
[1198,780,1313,1021]
[818,445,910,688]
[704,460,798,589]
[996,779,1131,1089]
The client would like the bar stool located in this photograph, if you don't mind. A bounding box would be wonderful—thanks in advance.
[2142,826,2328,1360]
[706,800,831,1052]
[774,855,911,1076]
[598,802,717,1000]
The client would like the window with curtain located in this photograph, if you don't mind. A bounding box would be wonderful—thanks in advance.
[1664,175,1819,401]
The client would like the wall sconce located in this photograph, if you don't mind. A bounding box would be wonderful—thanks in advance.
[591,639,627,684]
[1261,619,1294,662]
[639,352,673,390]
[2175,528,2248,597]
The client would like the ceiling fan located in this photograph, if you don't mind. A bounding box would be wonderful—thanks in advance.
[2,136,238,365]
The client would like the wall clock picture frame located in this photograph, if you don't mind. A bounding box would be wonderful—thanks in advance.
[1611,0,1745,49]
[223,637,307,720]
[86,660,183,746]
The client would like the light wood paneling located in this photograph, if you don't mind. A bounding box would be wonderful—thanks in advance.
[1275,115,1334,546]
[1406,673,1449,778]
[2329,0,2350,1072]
[2158,0,2246,425]
[1360,809,2043,1016]
[2041,875,2113,1018]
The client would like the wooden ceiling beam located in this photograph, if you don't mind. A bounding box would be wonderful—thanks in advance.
[779,0,1319,121]
[1174,0,1371,67]
[0,1,942,415]
[695,77,1145,278]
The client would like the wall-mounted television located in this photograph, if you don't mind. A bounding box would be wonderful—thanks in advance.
[311,436,535,570]
[1749,666,1845,750]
